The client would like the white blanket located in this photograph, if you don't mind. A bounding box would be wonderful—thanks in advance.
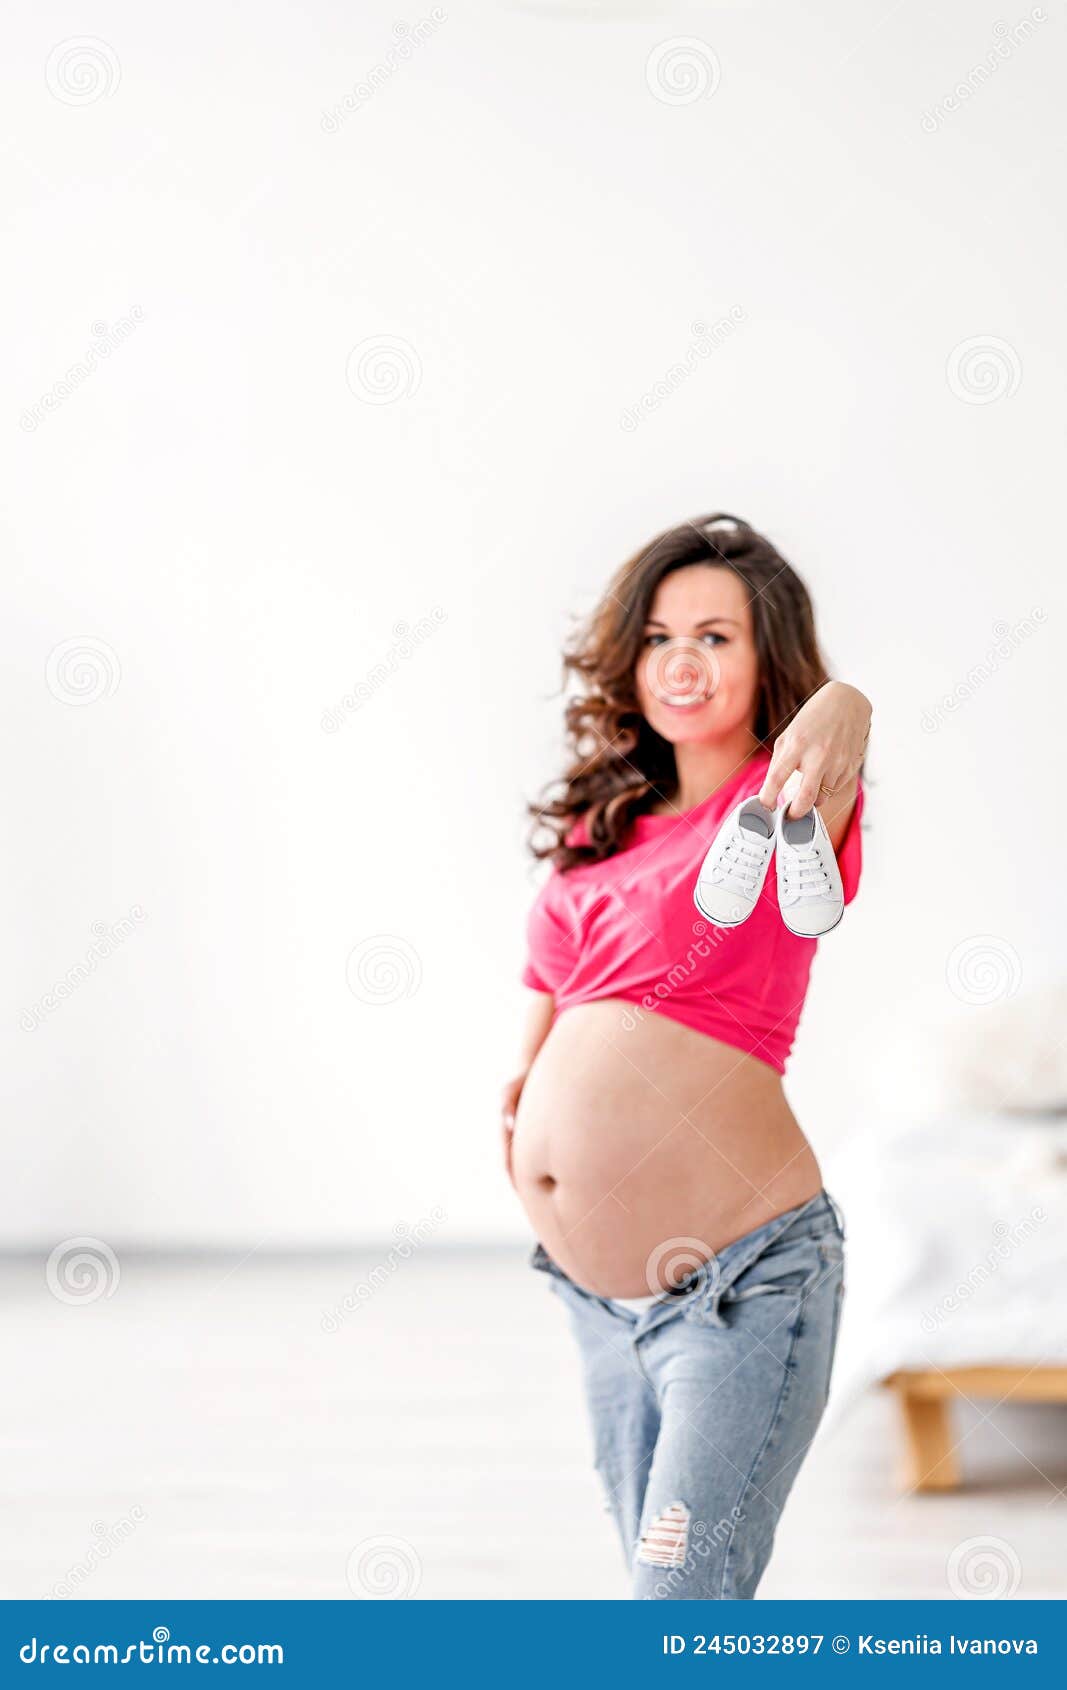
[822,1112,1067,1426]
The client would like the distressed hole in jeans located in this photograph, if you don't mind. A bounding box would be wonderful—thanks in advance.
[637,1501,689,1569]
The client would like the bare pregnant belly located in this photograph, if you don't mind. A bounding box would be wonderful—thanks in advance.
[511,1000,823,1299]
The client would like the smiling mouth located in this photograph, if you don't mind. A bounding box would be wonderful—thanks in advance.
[662,695,712,710]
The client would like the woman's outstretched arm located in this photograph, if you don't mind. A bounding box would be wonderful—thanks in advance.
[757,680,872,853]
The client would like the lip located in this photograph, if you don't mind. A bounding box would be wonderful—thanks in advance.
[661,696,712,712]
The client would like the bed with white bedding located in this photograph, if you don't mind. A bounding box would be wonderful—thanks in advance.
[822,1110,1067,1452]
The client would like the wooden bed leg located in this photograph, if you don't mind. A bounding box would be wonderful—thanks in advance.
[893,1383,960,1492]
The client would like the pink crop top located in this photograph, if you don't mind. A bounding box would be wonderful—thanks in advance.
[521,748,864,1075]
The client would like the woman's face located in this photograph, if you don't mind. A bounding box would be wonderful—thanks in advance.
[634,564,760,745]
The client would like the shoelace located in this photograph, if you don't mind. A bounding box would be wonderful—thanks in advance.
[714,833,769,895]
[781,840,831,898]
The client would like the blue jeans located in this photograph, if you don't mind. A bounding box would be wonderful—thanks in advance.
[530,1189,846,1600]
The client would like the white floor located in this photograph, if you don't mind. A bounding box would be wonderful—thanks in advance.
[2,1248,1064,1601]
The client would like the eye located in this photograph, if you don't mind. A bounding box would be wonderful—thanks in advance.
[641,631,728,649]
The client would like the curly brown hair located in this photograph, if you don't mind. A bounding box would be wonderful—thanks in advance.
[528,514,833,870]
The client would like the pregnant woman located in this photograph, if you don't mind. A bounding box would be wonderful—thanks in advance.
[504,513,871,1600]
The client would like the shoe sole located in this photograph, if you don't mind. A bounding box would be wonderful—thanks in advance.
[779,902,845,938]
[692,886,755,928]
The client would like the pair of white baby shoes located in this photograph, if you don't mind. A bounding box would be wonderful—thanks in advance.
[693,795,844,937]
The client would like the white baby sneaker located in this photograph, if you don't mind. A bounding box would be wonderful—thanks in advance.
[693,796,777,927]
[775,805,844,936]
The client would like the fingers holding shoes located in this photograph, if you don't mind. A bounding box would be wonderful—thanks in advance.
[760,740,846,820]
[758,683,871,821]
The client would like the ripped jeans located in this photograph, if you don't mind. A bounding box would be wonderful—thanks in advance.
[530,1189,846,1600]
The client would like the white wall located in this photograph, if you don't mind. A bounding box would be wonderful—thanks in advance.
[3,0,1063,1246]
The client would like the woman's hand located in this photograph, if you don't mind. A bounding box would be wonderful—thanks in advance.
[500,1072,527,1186]
[502,993,554,1187]
[758,681,871,830]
